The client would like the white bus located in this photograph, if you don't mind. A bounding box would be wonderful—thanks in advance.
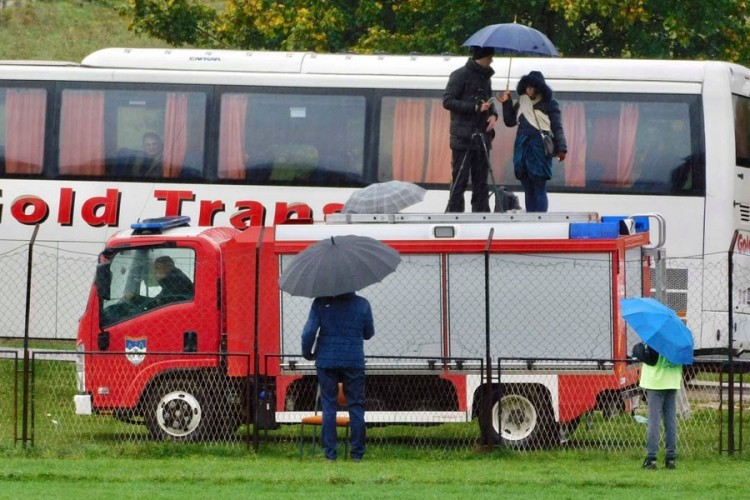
[1,48,749,350]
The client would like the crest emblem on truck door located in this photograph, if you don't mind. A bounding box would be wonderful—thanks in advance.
[125,337,147,366]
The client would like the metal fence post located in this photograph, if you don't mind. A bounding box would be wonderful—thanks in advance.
[483,229,494,450]
[19,224,40,448]
[727,232,738,455]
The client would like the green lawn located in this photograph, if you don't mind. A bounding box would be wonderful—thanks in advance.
[0,453,748,499]
[2,357,749,497]
[0,0,174,62]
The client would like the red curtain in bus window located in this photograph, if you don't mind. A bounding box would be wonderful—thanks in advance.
[392,98,425,182]
[163,92,189,178]
[562,102,587,187]
[423,100,451,183]
[615,103,639,187]
[5,88,46,174]
[490,121,515,184]
[59,90,105,176]
[218,94,248,180]
[588,116,617,186]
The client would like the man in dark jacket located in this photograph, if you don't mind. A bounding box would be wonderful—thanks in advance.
[301,292,374,461]
[153,256,194,303]
[443,46,498,213]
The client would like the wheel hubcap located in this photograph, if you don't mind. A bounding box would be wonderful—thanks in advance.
[493,394,538,442]
[156,390,201,437]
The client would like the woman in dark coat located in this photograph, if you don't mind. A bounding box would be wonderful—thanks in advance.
[498,71,567,212]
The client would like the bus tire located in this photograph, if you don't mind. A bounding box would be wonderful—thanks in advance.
[144,379,208,441]
[490,385,554,449]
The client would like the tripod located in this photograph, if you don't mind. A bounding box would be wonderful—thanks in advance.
[446,130,498,213]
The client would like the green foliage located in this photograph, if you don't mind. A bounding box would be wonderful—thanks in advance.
[549,0,750,62]
[120,0,750,65]
[0,0,173,61]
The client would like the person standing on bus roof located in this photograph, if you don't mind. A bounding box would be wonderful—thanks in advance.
[498,71,567,212]
[301,292,374,462]
[443,46,498,213]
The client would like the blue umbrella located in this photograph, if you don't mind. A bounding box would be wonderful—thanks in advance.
[463,22,560,91]
[621,298,694,365]
[463,23,560,57]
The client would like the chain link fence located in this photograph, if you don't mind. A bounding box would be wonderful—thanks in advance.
[0,235,748,457]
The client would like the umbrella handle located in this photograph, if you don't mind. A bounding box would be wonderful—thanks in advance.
[506,56,513,92]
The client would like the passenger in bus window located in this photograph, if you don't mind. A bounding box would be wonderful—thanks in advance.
[135,132,164,178]
[443,45,498,213]
[498,71,567,212]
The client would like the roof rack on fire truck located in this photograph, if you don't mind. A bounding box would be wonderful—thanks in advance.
[325,212,600,224]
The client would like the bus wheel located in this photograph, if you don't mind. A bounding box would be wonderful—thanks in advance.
[491,386,553,449]
[145,379,206,441]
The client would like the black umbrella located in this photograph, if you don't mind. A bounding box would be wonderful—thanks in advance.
[463,22,561,90]
[278,235,401,298]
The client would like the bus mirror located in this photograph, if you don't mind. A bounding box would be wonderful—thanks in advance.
[95,263,112,300]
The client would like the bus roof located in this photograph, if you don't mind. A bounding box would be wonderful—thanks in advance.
[76,47,748,84]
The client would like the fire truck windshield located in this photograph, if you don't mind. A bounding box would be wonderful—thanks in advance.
[98,247,196,327]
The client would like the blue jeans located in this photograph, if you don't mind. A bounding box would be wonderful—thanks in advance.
[646,389,677,459]
[316,367,366,460]
[520,176,548,212]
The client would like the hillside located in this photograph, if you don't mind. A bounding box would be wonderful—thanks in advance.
[0,0,174,62]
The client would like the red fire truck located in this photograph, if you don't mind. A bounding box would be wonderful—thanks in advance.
[74,211,658,448]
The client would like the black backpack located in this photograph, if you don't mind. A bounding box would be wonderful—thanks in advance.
[632,342,659,366]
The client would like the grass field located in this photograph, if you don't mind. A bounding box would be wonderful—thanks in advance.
[0,452,748,499]
[1,357,749,498]
[0,0,173,62]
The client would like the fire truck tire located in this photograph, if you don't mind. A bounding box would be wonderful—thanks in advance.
[490,385,554,449]
[144,379,210,441]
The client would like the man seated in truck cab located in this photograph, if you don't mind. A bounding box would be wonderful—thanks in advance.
[151,256,194,305]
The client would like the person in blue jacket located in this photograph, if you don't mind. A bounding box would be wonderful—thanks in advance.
[301,292,374,461]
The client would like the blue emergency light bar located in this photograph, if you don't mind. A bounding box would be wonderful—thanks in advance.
[131,216,191,234]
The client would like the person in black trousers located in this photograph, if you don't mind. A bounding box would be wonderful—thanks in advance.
[443,46,498,213]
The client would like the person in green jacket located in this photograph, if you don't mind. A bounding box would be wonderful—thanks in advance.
[639,353,683,469]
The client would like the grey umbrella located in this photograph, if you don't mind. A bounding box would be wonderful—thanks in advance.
[343,180,426,214]
[278,235,401,298]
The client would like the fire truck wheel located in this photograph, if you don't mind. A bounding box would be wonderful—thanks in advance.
[490,386,554,449]
[145,380,207,441]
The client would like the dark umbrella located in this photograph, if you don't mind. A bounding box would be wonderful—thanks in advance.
[279,235,401,298]
[343,180,426,214]
[621,298,694,365]
[463,22,560,90]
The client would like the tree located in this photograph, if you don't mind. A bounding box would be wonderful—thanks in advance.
[549,0,750,62]
[120,0,750,64]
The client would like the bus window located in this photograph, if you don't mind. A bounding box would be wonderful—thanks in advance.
[378,96,454,185]
[0,87,46,175]
[491,93,704,195]
[58,88,207,180]
[734,95,750,168]
[218,92,366,185]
